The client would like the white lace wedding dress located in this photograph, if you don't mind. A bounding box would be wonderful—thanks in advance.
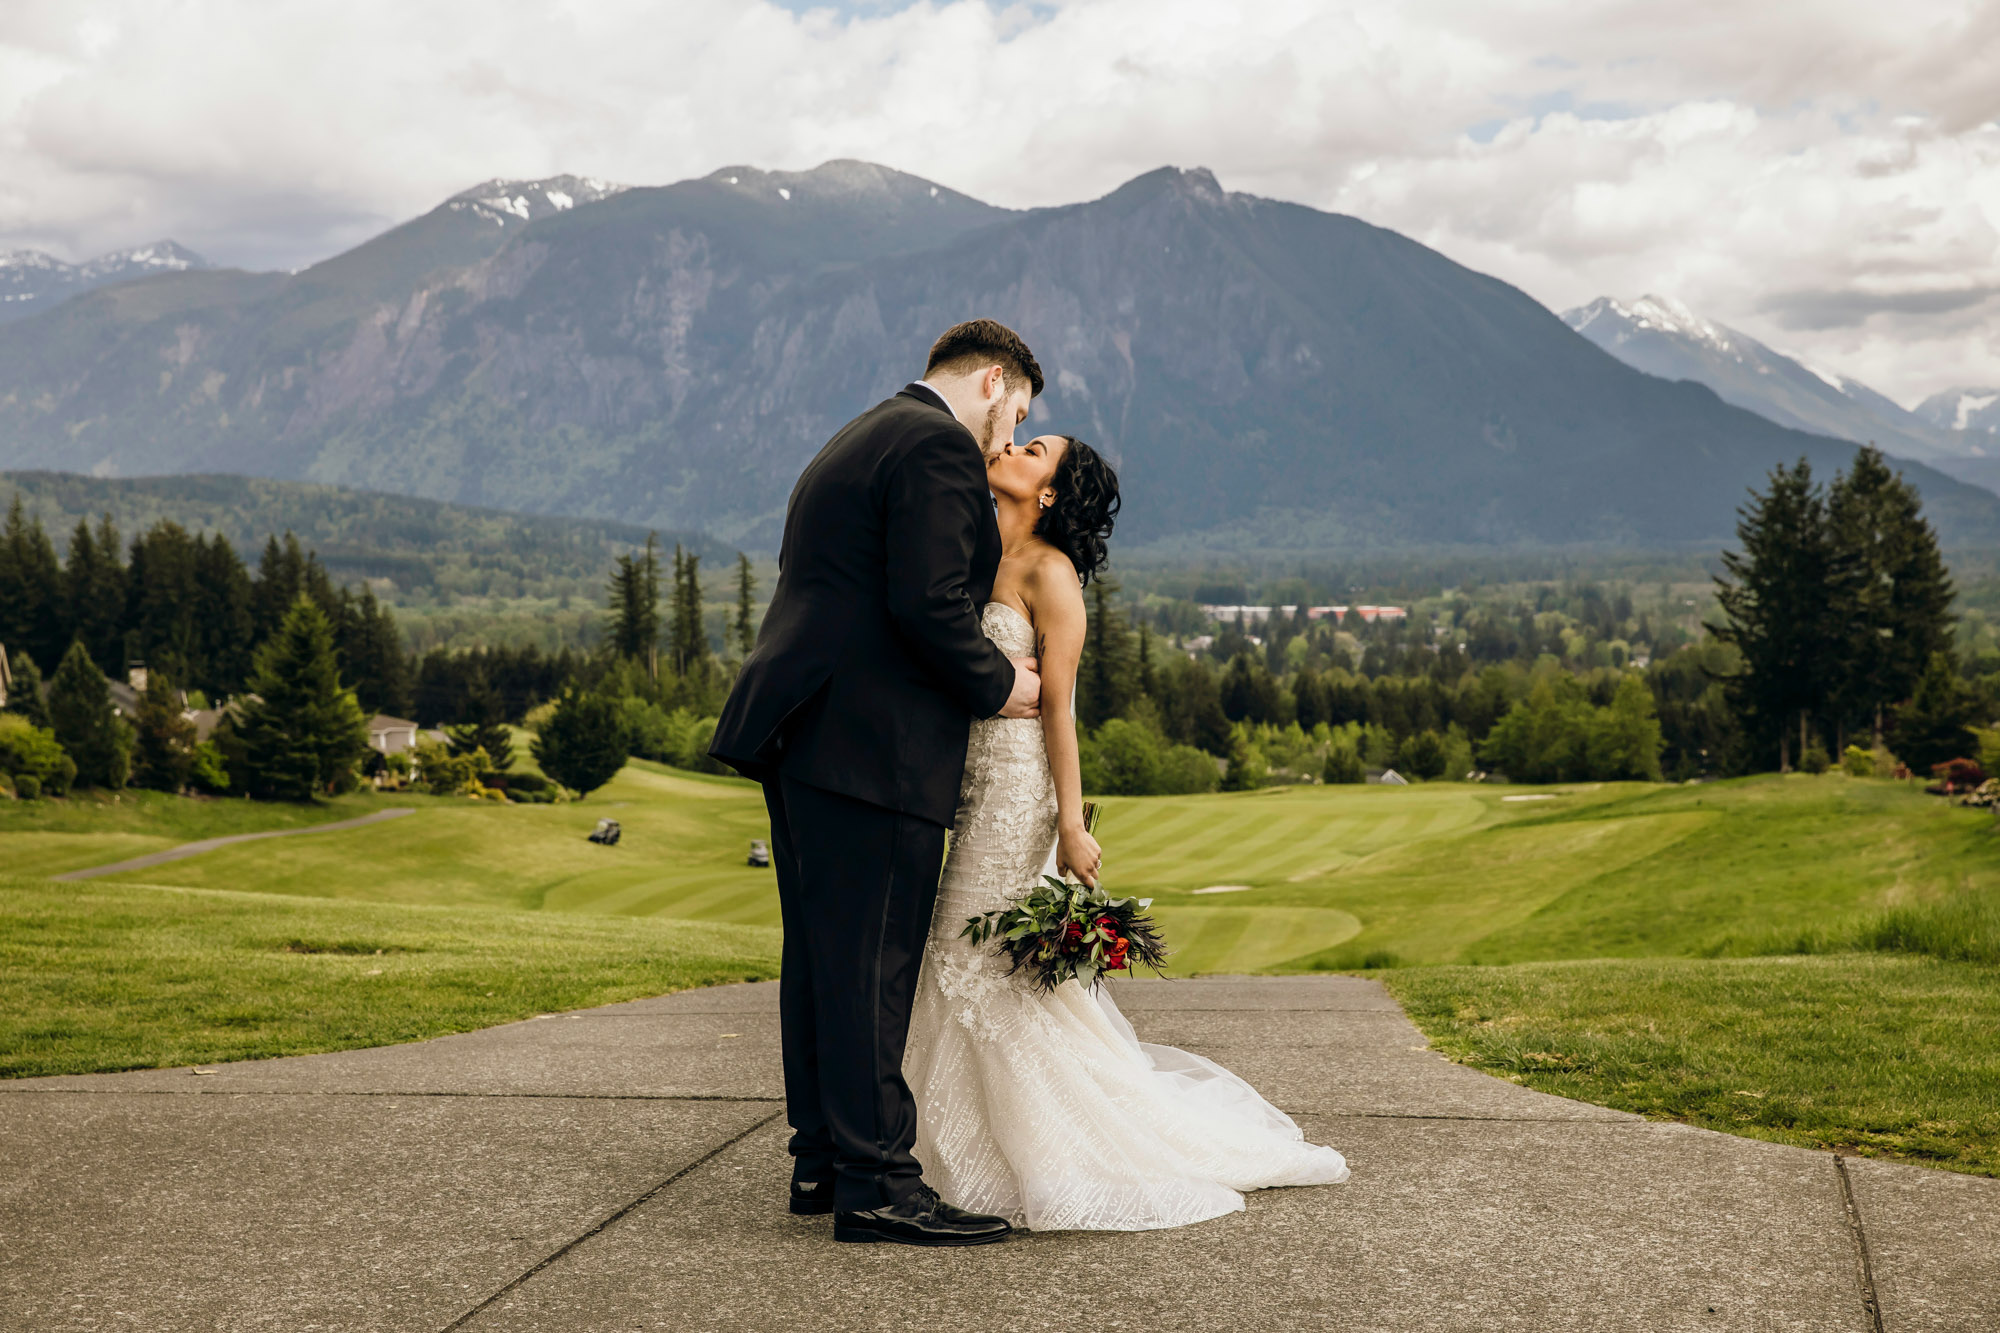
[903,602,1349,1231]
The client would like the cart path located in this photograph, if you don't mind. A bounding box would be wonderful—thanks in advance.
[51,806,417,881]
[5,974,1994,1331]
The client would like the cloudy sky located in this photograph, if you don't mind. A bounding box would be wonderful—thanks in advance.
[2,0,1996,404]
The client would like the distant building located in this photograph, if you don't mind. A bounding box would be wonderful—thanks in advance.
[367,715,423,757]
[1201,604,1408,626]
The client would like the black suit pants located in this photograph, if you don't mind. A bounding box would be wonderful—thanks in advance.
[764,773,946,1211]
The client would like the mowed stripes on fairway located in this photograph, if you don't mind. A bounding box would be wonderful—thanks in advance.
[81,763,1569,974]
[1096,785,1497,895]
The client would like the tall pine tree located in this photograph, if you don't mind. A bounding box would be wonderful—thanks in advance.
[1826,447,1954,747]
[131,668,198,792]
[0,497,66,670]
[1712,459,1839,770]
[669,544,710,676]
[230,597,370,801]
[64,515,127,675]
[733,553,757,660]
[48,641,131,790]
[6,650,50,728]
[1077,580,1136,729]
[605,535,662,669]
[445,674,514,770]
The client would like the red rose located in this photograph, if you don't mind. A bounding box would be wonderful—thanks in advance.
[1063,920,1085,948]
[1106,936,1130,969]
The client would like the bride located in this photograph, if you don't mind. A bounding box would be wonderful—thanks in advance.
[902,433,1350,1232]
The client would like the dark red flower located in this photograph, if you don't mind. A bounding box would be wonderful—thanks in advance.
[1063,920,1085,949]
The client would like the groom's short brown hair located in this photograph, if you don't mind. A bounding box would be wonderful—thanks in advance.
[926,319,1044,398]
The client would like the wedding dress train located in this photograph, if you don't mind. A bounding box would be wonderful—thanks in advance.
[902,602,1349,1231]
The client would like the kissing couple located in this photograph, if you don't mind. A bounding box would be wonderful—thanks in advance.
[711,319,1347,1246]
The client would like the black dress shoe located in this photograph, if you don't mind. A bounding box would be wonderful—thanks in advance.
[789,1178,835,1216]
[833,1184,1012,1246]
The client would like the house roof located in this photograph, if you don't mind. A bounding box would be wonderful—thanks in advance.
[368,715,419,731]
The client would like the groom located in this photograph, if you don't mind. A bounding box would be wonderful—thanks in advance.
[710,319,1046,1246]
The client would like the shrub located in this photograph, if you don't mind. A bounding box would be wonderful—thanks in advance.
[1220,725,1270,791]
[1394,730,1448,781]
[414,741,486,796]
[1840,745,1874,777]
[1931,757,1985,790]
[0,770,12,797]
[15,773,41,800]
[0,714,76,795]
[1157,742,1221,795]
[1323,742,1365,784]
[188,740,231,794]
[1799,739,1831,775]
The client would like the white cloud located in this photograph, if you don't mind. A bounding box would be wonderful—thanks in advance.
[0,0,1995,400]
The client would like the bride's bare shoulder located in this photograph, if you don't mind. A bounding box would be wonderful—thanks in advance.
[1022,544,1085,616]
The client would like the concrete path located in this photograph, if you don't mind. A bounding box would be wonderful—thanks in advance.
[3,975,1994,1332]
[52,807,416,881]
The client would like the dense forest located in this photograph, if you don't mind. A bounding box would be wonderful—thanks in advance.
[0,445,1988,801]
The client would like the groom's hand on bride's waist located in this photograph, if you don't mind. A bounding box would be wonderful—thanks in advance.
[999,657,1042,719]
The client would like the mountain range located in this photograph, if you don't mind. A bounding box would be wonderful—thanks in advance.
[3,160,1999,550]
[0,240,211,324]
[1563,294,2000,495]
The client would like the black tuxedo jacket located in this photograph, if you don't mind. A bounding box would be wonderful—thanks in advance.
[710,384,1016,825]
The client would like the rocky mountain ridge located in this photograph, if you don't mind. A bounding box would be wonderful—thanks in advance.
[3,161,1999,550]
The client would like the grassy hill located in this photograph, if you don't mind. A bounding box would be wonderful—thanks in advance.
[55,769,1990,974]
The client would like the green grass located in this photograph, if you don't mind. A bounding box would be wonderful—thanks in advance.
[9,764,2000,1178]
[44,769,2000,976]
[1097,774,1999,971]
[1383,954,2000,1177]
[0,874,778,1078]
[79,761,783,920]
[0,788,369,879]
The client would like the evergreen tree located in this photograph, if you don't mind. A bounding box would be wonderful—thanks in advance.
[130,668,197,792]
[48,641,131,789]
[733,552,757,659]
[231,597,370,800]
[191,532,256,696]
[127,520,206,689]
[64,515,126,675]
[531,687,628,797]
[1827,448,1954,747]
[668,543,710,675]
[338,585,412,716]
[0,496,66,669]
[445,675,515,770]
[605,535,662,668]
[1711,459,1838,770]
[1892,652,1977,775]
[6,650,50,728]
[1077,581,1136,729]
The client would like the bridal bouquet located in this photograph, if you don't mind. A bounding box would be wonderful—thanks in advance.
[960,807,1169,991]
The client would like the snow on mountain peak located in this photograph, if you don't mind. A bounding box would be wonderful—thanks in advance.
[446,175,629,228]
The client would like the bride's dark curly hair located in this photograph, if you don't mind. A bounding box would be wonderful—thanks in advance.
[1036,436,1120,586]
